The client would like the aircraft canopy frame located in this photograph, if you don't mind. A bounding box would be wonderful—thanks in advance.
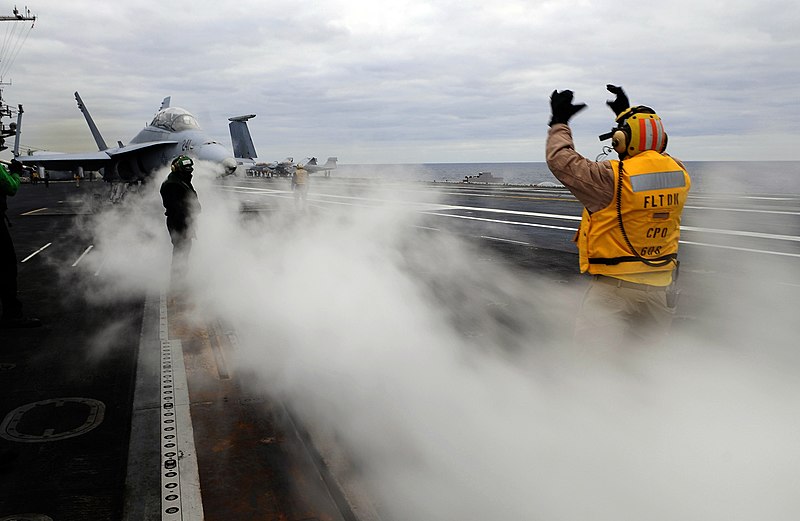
[150,107,201,132]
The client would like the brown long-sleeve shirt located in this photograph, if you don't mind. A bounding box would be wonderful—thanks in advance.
[545,123,614,213]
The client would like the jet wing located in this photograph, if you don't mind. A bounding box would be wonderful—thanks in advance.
[106,140,179,156]
[17,150,113,171]
[17,141,179,171]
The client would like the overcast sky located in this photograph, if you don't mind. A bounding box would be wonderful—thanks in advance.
[1,0,798,164]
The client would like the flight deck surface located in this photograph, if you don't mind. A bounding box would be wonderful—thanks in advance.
[1,181,371,520]
[1,176,798,520]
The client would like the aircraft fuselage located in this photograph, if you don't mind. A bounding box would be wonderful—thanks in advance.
[124,126,237,179]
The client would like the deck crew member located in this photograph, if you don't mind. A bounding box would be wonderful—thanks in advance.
[1,160,41,328]
[160,155,201,286]
[292,164,309,210]
[545,85,691,346]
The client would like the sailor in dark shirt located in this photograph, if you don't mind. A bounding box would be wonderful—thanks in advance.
[160,155,201,285]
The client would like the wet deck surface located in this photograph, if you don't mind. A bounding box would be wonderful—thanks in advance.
[166,299,351,520]
[1,182,141,519]
[4,177,794,520]
[0,182,367,520]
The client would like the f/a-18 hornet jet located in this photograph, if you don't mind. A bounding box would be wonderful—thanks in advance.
[17,92,238,181]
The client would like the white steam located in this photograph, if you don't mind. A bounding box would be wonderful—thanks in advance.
[78,166,800,520]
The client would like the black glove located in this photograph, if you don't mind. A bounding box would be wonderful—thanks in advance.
[606,84,630,117]
[549,90,586,127]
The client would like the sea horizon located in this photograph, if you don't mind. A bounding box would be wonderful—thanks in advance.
[333,160,800,195]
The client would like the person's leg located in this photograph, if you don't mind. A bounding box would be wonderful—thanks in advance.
[168,229,192,293]
[629,289,675,344]
[0,219,40,327]
[0,220,22,319]
[573,280,631,349]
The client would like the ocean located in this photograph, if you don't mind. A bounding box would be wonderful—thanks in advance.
[335,161,800,195]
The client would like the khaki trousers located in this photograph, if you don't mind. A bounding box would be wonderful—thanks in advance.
[574,276,675,348]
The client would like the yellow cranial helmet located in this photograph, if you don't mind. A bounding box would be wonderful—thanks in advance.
[610,106,668,158]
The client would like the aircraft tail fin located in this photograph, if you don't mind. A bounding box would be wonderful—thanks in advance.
[160,96,171,110]
[228,114,258,160]
[74,91,109,151]
[322,157,338,169]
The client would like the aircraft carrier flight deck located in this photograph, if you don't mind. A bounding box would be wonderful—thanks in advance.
[1,175,799,520]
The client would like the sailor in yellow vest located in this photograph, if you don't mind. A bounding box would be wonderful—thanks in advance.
[292,164,309,210]
[546,85,691,346]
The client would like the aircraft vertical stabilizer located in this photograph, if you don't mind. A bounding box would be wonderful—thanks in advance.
[74,91,109,151]
[228,114,258,160]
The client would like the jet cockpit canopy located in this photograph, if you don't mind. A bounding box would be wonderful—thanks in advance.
[150,107,201,131]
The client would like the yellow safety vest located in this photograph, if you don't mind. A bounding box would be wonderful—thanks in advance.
[577,151,691,283]
[294,169,308,185]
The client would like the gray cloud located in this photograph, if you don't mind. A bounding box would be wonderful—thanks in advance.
[3,0,799,162]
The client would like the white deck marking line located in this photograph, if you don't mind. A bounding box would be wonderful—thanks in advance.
[685,205,800,216]
[21,242,52,263]
[678,240,800,258]
[740,196,799,201]
[668,194,799,202]
[480,236,531,246]
[159,293,204,520]
[93,258,106,277]
[221,185,443,208]
[430,209,799,243]
[437,205,583,221]
[20,207,48,215]
[71,245,94,267]
[426,213,800,257]
[412,225,441,232]
[220,186,287,194]
[425,212,579,232]
[680,225,800,242]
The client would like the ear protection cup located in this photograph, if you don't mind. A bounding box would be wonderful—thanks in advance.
[611,129,628,154]
[660,133,668,153]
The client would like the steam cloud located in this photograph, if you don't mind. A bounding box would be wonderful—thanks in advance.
[77,164,800,520]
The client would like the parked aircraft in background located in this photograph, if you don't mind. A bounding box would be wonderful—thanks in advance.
[300,156,337,177]
[227,114,337,177]
[16,92,238,182]
[263,157,296,177]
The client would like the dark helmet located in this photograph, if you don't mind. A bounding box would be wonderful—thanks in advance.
[171,155,194,174]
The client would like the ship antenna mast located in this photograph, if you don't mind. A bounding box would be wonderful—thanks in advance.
[0,5,36,152]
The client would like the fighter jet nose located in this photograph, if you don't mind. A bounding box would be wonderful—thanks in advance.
[195,142,239,176]
[222,157,237,175]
